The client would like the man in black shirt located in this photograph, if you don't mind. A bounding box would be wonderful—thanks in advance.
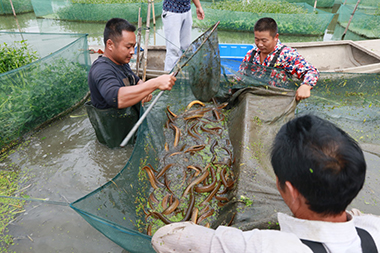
[86,18,176,148]
[88,18,176,109]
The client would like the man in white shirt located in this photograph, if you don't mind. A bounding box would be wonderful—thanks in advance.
[151,115,380,252]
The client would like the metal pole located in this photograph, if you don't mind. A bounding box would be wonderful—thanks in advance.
[136,8,142,75]
[142,0,151,81]
[120,90,164,147]
[120,22,221,147]
[341,0,361,40]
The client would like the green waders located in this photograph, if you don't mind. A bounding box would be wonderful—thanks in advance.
[85,101,140,148]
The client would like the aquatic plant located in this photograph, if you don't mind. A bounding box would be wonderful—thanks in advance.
[0,58,88,150]
[0,40,38,74]
[209,0,308,14]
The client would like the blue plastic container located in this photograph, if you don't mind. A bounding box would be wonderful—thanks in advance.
[219,44,253,74]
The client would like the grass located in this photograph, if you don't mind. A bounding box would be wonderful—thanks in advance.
[0,40,38,74]
[0,40,89,151]
[209,0,308,14]
[0,146,29,253]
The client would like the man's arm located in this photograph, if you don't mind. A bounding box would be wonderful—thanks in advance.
[117,74,176,108]
[281,47,319,100]
[192,0,205,20]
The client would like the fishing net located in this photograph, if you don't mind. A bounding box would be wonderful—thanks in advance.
[2,23,380,253]
[31,0,163,22]
[0,32,90,150]
[284,0,335,8]
[337,3,380,39]
[192,1,334,35]
[0,0,33,15]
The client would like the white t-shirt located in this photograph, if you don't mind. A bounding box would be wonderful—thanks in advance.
[151,211,380,253]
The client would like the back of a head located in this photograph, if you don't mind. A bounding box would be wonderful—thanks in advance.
[271,115,366,216]
[254,17,278,37]
[103,18,136,46]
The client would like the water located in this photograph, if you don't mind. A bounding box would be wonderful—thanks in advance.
[0,4,368,47]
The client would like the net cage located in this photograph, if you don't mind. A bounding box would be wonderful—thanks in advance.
[284,0,336,8]
[192,1,334,35]
[0,0,33,15]
[31,0,163,22]
[337,3,380,39]
[2,24,380,253]
[71,36,379,251]
[0,32,90,150]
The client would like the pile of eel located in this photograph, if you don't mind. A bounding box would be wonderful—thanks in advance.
[142,99,236,235]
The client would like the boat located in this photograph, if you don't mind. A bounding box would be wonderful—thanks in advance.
[89,39,380,77]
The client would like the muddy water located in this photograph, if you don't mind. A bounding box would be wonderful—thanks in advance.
[4,106,133,253]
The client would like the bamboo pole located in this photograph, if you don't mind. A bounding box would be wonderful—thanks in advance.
[152,0,156,45]
[341,0,361,40]
[142,0,151,81]
[136,8,142,75]
[9,0,22,34]
[313,0,317,10]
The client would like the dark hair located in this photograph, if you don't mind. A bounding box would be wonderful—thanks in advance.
[254,17,278,37]
[271,115,366,216]
[103,18,136,46]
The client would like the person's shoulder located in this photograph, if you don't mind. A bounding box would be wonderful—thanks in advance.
[90,56,116,75]
[215,226,312,252]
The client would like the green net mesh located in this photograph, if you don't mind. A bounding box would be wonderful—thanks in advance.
[344,0,379,7]
[2,20,380,252]
[70,23,221,253]
[31,0,163,22]
[0,32,90,149]
[337,3,380,38]
[193,2,334,35]
[0,0,33,15]
[284,0,336,8]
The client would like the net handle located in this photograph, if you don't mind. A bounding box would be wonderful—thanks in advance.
[120,22,220,147]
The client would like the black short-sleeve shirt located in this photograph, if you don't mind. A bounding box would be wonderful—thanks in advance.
[88,55,140,109]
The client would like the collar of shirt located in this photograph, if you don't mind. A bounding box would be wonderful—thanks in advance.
[278,212,358,244]
[251,40,283,65]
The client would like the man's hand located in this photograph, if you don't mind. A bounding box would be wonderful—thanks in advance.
[196,7,205,20]
[141,93,152,106]
[155,73,176,91]
[295,84,312,101]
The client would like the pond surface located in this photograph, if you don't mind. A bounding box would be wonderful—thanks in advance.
[0,3,369,47]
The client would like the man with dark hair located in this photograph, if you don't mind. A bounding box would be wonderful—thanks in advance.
[151,115,380,252]
[86,18,176,148]
[238,17,319,101]
[89,18,176,110]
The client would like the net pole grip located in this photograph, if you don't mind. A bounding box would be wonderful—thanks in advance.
[120,90,164,147]
[119,70,178,147]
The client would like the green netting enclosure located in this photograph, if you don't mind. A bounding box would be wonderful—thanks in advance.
[0,32,90,149]
[2,24,380,253]
[337,3,380,38]
[71,28,379,252]
[31,0,162,22]
[284,0,335,8]
[0,0,33,15]
[192,2,334,35]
